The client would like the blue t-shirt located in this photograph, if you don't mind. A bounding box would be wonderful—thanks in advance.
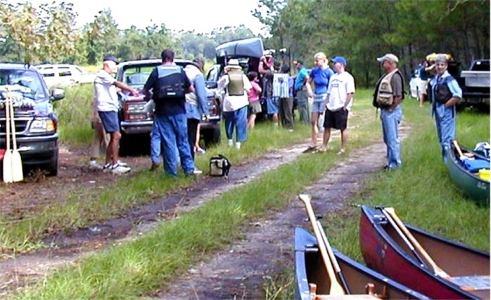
[295,67,309,91]
[310,67,334,94]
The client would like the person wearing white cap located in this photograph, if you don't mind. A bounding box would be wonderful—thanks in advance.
[218,59,252,149]
[374,53,405,170]
[429,55,462,162]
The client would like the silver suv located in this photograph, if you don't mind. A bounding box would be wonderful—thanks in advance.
[0,63,65,176]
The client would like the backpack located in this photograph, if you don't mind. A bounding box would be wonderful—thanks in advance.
[209,154,231,177]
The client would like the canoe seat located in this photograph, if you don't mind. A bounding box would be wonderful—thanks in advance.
[449,275,490,290]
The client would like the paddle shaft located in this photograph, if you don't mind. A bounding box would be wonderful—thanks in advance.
[3,94,12,183]
[316,220,351,294]
[453,140,466,160]
[299,194,346,296]
[380,208,428,269]
[384,207,450,279]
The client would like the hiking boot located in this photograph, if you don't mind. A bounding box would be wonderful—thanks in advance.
[149,163,161,172]
[111,163,131,174]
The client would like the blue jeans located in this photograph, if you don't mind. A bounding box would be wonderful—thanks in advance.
[151,114,194,177]
[223,106,248,142]
[434,103,456,162]
[380,106,402,169]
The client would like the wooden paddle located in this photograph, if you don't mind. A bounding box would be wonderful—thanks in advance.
[3,93,13,183]
[298,194,346,296]
[7,89,23,182]
[316,219,351,294]
[383,207,450,279]
[453,140,468,161]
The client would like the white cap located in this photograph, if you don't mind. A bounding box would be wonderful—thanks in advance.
[377,53,399,63]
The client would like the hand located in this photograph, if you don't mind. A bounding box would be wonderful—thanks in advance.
[130,89,139,96]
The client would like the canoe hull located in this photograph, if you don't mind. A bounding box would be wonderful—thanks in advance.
[294,227,430,300]
[359,206,490,299]
[447,143,489,206]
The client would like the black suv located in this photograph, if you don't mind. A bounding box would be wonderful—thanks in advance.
[115,58,221,155]
[0,63,65,176]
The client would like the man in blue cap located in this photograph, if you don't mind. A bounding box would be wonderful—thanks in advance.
[319,56,355,154]
[294,59,310,125]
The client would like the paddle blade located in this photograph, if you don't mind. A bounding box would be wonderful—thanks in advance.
[11,150,23,182]
[3,151,13,183]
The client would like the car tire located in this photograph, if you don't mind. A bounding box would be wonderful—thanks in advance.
[45,148,59,176]
[202,126,221,148]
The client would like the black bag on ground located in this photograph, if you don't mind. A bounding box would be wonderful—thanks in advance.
[209,154,231,177]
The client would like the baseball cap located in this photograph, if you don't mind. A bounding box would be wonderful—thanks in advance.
[294,59,304,65]
[331,56,347,66]
[103,55,119,64]
[376,53,399,63]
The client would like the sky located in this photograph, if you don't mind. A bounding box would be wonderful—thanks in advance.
[21,0,266,34]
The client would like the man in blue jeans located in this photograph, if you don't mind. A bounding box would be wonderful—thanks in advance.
[374,53,405,170]
[142,49,196,177]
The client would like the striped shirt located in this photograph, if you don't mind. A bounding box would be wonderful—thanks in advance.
[273,73,290,98]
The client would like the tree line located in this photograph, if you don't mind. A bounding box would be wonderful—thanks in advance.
[1,0,489,88]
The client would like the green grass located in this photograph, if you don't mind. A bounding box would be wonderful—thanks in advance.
[5,91,490,299]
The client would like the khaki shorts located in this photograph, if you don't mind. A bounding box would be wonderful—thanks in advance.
[418,80,428,95]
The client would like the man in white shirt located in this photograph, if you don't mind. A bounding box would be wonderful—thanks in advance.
[319,56,355,154]
[94,55,139,174]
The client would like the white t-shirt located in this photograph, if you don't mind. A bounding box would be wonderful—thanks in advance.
[94,69,118,112]
[326,71,355,111]
[218,73,252,112]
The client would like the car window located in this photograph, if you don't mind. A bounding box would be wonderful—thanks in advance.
[122,66,155,88]
[0,69,49,101]
[58,67,72,77]
[206,65,220,82]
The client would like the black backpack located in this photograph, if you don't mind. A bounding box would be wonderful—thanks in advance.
[209,154,231,177]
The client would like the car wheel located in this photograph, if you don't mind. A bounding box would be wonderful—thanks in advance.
[45,148,59,176]
[202,126,221,148]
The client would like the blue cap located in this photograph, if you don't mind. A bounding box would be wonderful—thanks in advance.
[331,56,347,66]
[103,55,119,64]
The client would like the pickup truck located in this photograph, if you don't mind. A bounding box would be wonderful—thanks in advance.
[458,59,490,109]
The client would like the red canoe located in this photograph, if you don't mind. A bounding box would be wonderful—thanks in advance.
[359,205,490,299]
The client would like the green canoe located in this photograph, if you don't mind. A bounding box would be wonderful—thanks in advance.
[447,142,490,206]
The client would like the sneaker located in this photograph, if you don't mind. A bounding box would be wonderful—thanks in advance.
[193,168,203,175]
[196,147,206,155]
[149,163,161,172]
[111,163,131,174]
[235,142,241,149]
[116,160,128,167]
[89,160,103,170]
[102,163,113,173]
[228,139,234,147]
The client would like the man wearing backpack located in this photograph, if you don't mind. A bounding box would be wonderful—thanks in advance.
[429,55,462,162]
[374,53,405,171]
[142,49,196,177]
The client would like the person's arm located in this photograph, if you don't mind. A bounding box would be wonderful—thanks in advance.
[388,73,403,112]
[194,74,209,117]
[445,78,463,108]
[114,81,138,96]
[343,76,356,110]
[141,68,157,100]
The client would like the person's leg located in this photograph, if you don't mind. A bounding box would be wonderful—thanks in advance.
[248,112,256,129]
[279,97,286,126]
[380,106,402,168]
[90,121,103,161]
[439,107,456,162]
[296,91,309,125]
[173,114,195,174]
[320,109,333,151]
[187,118,199,160]
[310,111,319,147]
[235,106,248,147]
[150,121,162,165]
[223,111,234,145]
[338,109,349,152]
[284,97,294,129]
[160,116,179,177]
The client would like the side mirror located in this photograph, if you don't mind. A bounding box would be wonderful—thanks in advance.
[51,88,65,101]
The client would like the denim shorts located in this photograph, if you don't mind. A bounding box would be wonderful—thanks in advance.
[311,94,327,113]
[266,97,279,114]
[98,111,119,133]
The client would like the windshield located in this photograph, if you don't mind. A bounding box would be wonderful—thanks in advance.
[0,69,49,101]
[121,65,156,90]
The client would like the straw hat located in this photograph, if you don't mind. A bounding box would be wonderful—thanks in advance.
[224,59,242,71]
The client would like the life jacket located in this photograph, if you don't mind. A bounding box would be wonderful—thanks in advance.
[373,69,405,108]
[154,65,185,100]
[227,71,244,96]
[434,75,455,104]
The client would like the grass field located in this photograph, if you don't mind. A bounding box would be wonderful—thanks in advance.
[8,88,490,299]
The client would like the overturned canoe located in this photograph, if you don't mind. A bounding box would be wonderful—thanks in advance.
[359,205,490,299]
[294,227,430,300]
[447,141,490,206]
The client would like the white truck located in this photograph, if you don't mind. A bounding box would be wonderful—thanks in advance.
[458,59,490,110]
